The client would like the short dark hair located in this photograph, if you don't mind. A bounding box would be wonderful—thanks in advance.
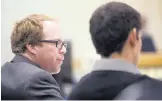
[89,2,143,57]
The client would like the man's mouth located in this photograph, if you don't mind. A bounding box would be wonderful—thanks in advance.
[57,57,64,61]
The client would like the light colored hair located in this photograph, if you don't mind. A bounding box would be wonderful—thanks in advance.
[11,14,54,54]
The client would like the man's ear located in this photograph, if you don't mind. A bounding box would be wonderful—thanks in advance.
[128,28,138,47]
[26,44,37,54]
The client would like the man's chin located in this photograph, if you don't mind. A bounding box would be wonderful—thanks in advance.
[50,67,61,74]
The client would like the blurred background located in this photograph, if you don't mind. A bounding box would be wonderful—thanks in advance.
[1,0,162,98]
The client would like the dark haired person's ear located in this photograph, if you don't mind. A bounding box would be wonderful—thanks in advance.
[26,44,37,54]
[128,28,137,47]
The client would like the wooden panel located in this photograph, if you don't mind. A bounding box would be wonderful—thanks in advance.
[138,52,162,68]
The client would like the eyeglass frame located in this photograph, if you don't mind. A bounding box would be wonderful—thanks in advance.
[39,40,67,49]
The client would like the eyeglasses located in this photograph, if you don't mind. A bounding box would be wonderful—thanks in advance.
[40,40,67,49]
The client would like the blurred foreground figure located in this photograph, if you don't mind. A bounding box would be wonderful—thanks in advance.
[68,2,162,100]
[1,14,67,100]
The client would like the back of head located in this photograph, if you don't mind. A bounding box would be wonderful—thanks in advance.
[89,2,142,57]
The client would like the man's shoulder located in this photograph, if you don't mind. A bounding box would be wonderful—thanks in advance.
[142,76,162,89]
[115,76,162,100]
[2,61,58,89]
[2,62,62,100]
[136,76,162,88]
[2,62,54,84]
[2,62,44,75]
[79,70,142,81]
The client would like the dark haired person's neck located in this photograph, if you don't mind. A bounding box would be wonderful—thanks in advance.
[109,52,136,66]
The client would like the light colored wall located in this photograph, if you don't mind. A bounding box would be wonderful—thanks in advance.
[1,0,103,65]
[1,0,162,65]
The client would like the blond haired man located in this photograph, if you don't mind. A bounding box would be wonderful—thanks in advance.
[2,14,66,100]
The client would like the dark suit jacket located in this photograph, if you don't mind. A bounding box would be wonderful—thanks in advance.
[68,71,162,100]
[1,55,63,100]
[68,59,162,100]
[115,77,162,100]
[68,71,144,100]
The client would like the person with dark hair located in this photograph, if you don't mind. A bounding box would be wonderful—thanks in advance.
[68,2,162,100]
[1,14,67,100]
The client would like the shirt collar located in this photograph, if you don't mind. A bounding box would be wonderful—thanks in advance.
[92,58,140,74]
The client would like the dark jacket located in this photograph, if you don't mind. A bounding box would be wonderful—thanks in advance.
[68,59,162,100]
[1,55,63,100]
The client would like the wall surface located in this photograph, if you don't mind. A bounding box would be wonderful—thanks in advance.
[1,0,162,65]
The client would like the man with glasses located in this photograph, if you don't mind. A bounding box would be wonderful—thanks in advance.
[1,14,66,100]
